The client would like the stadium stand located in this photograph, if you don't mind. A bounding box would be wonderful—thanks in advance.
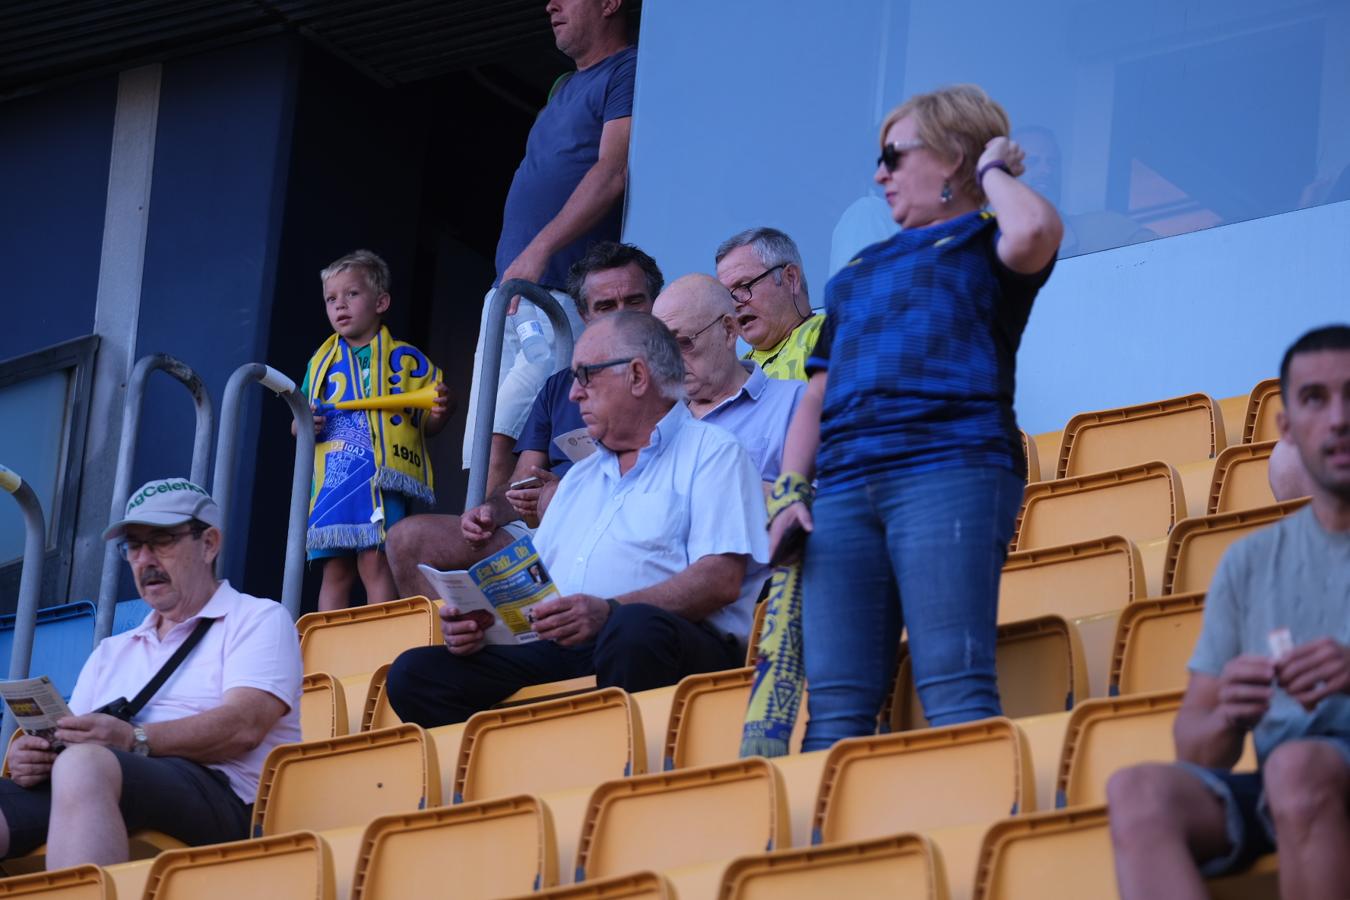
[1020,430,1040,484]
[1206,440,1277,514]
[1012,461,1185,552]
[971,805,1114,899]
[506,870,675,900]
[0,864,114,899]
[1055,690,1183,808]
[1108,592,1206,696]
[1160,497,1309,594]
[1241,377,1282,443]
[998,535,1145,624]
[140,831,334,900]
[717,833,948,899]
[1055,393,1225,479]
[299,672,348,741]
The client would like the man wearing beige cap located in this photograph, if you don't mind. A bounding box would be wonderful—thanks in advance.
[0,478,302,867]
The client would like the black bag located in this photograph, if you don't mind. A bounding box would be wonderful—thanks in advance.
[95,617,215,722]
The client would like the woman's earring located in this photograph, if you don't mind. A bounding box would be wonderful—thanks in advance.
[940,180,953,204]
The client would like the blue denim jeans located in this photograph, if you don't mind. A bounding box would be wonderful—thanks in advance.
[800,465,1024,751]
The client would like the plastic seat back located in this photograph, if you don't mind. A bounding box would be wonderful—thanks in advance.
[0,865,112,899]
[350,795,555,899]
[455,688,644,803]
[1057,393,1224,478]
[1208,440,1276,514]
[506,872,675,899]
[745,599,769,665]
[1056,690,1182,808]
[296,596,438,679]
[251,724,440,836]
[1163,498,1309,594]
[972,806,1114,900]
[663,667,755,770]
[720,833,949,900]
[1109,593,1206,695]
[1243,378,1282,444]
[999,536,1144,624]
[142,832,334,900]
[1013,462,1184,552]
[892,616,1087,730]
[814,718,1033,845]
[1022,430,1041,484]
[299,672,348,740]
[575,758,788,883]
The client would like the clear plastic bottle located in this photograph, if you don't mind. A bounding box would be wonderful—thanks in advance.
[509,303,551,364]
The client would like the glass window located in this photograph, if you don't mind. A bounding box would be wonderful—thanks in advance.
[0,371,70,563]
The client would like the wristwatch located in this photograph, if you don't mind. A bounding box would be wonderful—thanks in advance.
[131,725,151,757]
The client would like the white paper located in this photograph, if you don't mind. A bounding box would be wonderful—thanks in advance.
[553,427,598,463]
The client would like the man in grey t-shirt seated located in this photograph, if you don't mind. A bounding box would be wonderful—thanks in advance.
[1107,324,1350,900]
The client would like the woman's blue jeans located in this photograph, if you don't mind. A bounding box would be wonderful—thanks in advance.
[800,465,1024,751]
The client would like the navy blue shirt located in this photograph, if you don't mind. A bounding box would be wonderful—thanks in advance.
[515,368,587,476]
[494,47,638,290]
[809,211,1053,493]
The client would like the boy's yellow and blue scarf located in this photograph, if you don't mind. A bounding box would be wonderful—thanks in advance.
[304,326,441,550]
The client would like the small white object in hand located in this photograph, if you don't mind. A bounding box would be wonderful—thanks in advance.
[1267,627,1294,660]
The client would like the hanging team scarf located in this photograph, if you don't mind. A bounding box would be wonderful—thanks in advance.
[305,326,441,550]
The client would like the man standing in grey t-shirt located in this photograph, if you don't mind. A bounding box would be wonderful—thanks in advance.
[1107,324,1350,900]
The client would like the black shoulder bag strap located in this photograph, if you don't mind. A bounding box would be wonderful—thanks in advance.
[97,617,216,722]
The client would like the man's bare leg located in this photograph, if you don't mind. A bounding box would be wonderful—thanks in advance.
[386,515,513,599]
[357,548,401,604]
[1107,763,1233,900]
[485,433,518,497]
[1264,739,1350,900]
[46,745,127,868]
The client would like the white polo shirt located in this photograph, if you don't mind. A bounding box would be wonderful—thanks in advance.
[534,403,769,643]
[69,581,303,803]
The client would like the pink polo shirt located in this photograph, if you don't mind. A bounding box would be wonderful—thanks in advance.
[68,581,302,803]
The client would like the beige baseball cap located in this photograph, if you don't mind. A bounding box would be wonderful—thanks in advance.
[102,478,222,540]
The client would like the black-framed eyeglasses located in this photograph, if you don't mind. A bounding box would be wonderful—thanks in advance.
[673,315,726,352]
[877,140,925,173]
[728,264,786,304]
[571,357,635,387]
[118,526,205,561]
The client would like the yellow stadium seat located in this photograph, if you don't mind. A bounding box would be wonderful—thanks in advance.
[1162,498,1309,594]
[1056,393,1225,478]
[574,758,788,884]
[454,688,644,804]
[1031,430,1061,483]
[141,831,333,900]
[1242,378,1281,444]
[1055,690,1181,808]
[1021,430,1041,484]
[719,833,949,900]
[300,672,348,740]
[0,865,112,899]
[814,718,1034,846]
[499,676,601,707]
[1216,393,1248,448]
[349,795,555,899]
[1013,461,1185,552]
[358,663,401,732]
[504,870,675,900]
[251,724,440,837]
[891,615,1088,730]
[1108,592,1206,696]
[295,596,439,678]
[745,599,769,665]
[1208,440,1277,514]
[999,535,1145,624]
[971,805,1115,900]
[1017,711,1072,814]
[662,667,754,770]
[770,750,832,850]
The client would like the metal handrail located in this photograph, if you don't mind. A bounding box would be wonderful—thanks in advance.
[0,465,47,748]
[94,355,213,643]
[212,365,313,621]
[465,281,575,509]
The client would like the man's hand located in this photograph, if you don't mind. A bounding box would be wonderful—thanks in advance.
[505,467,560,524]
[54,713,135,752]
[1277,638,1350,710]
[531,594,611,648]
[6,734,57,788]
[1215,655,1275,731]
[768,502,813,567]
[461,504,498,547]
[439,604,492,657]
[499,245,550,316]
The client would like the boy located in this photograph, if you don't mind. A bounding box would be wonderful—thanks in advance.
[299,250,450,610]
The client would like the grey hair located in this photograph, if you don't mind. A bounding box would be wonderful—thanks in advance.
[713,226,810,301]
[321,249,390,295]
[606,310,686,401]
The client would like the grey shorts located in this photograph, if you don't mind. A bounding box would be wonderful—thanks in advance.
[0,748,250,858]
[1176,734,1350,876]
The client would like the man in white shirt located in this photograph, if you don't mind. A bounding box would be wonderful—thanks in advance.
[0,479,302,867]
[387,312,769,726]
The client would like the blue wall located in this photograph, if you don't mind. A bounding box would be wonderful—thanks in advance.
[0,77,115,360]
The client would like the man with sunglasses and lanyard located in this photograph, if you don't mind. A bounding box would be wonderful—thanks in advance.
[0,478,301,867]
[386,312,768,726]
[715,227,825,383]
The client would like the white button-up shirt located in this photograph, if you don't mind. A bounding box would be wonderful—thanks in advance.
[69,581,303,802]
[535,403,769,643]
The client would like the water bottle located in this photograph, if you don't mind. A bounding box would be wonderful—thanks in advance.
[510,303,551,364]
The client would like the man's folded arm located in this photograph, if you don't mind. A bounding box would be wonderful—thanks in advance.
[614,552,747,622]
[142,686,289,764]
